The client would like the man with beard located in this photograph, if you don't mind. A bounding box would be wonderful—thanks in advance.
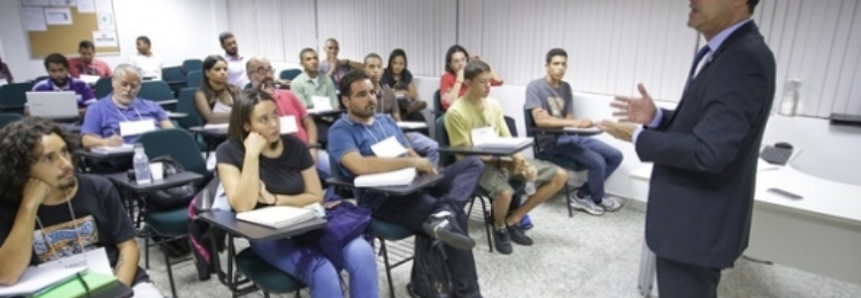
[0,117,164,297]
[319,38,363,88]
[29,53,97,116]
[328,71,485,298]
[219,32,250,89]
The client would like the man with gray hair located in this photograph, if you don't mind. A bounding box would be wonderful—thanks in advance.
[81,64,173,149]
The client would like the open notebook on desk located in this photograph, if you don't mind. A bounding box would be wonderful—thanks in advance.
[354,167,417,188]
[236,206,316,229]
[0,266,85,297]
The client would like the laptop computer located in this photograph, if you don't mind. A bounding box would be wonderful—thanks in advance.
[26,92,79,119]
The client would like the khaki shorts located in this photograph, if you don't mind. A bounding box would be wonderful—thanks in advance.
[478,159,560,198]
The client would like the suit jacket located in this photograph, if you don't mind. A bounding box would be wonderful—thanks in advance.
[636,21,776,269]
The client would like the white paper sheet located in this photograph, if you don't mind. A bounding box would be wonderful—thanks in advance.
[97,11,114,30]
[23,6,47,31]
[22,0,50,6]
[92,30,117,47]
[44,7,73,25]
[50,0,75,6]
[76,0,95,13]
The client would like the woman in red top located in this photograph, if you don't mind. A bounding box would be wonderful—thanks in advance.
[439,44,503,110]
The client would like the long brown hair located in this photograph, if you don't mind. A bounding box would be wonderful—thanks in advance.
[200,55,238,106]
[226,87,275,145]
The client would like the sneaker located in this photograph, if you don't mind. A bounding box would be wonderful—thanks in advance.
[569,195,605,216]
[492,227,513,254]
[423,211,476,251]
[506,224,533,246]
[598,196,623,212]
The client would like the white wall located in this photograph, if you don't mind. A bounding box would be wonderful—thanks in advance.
[0,0,228,81]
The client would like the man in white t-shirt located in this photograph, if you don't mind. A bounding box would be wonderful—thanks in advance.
[219,32,249,88]
[127,36,163,81]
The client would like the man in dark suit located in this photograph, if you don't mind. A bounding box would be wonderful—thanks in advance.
[598,0,775,297]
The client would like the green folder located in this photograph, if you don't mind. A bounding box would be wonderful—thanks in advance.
[35,272,117,298]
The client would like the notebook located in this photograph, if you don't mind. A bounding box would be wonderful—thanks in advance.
[0,266,85,297]
[203,123,229,130]
[563,126,602,133]
[236,206,316,229]
[396,121,427,129]
[35,272,117,298]
[472,137,533,149]
[90,144,134,154]
[78,75,100,85]
[354,167,417,188]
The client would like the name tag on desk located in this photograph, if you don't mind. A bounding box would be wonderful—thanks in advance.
[371,136,407,158]
[119,119,156,136]
[38,247,113,276]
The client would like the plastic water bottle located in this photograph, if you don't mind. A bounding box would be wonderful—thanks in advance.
[132,144,152,184]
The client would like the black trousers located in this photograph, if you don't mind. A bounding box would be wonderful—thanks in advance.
[656,255,722,298]
[373,157,484,298]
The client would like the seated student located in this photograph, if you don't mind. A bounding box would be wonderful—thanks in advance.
[127,36,163,81]
[216,88,378,298]
[0,57,13,85]
[445,60,567,255]
[364,53,439,167]
[525,49,623,215]
[439,45,503,111]
[68,40,113,79]
[319,38,363,89]
[29,53,97,116]
[329,71,485,297]
[292,48,340,110]
[81,64,174,148]
[0,117,163,297]
[246,56,335,199]
[381,48,427,121]
[195,55,239,124]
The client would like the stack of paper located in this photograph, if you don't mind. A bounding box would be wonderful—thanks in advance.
[91,144,133,154]
[204,123,229,130]
[0,266,85,297]
[308,96,335,114]
[354,167,417,188]
[473,137,533,149]
[397,121,428,129]
[563,126,602,133]
[79,75,100,85]
[236,206,316,229]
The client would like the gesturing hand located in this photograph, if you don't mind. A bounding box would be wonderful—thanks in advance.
[611,83,658,125]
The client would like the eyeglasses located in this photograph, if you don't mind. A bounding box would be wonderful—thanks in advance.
[253,67,275,75]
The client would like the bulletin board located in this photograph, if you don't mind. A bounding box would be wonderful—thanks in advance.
[20,0,120,59]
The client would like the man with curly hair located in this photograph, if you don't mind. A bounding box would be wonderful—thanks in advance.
[0,117,163,297]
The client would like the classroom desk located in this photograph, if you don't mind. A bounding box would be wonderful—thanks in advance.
[437,140,534,156]
[107,171,204,193]
[527,126,604,137]
[188,126,227,139]
[326,173,444,197]
[631,161,861,296]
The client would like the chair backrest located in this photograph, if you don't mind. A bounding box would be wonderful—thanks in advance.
[94,77,113,99]
[0,113,23,128]
[182,59,203,73]
[0,82,35,107]
[138,81,175,102]
[433,89,442,113]
[162,66,186,83]
[176,87,203,129]
[137,129,207,176]
[434,115,456,168]
[279,69,302,81]
[504,116,518,137]
[186,70,203,88]
[523,109,537,138]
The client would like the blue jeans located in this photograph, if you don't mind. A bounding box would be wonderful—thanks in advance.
[250,237,379,298]
[549,135,623,204]
[316,150,336,201]
[407,132,439,167]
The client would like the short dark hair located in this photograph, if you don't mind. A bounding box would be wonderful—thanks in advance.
[464,60,491,81]
[78,40,95,51]
[43,53,69,70]
[227,88,275,144]
[339,71,370,97]
[299,47,316,61]
[363,53,382,64]
[444,44,469,74]
[136,36,151,46]
[546,48,567,64]
[0,117,79,204]
[748,0,760,14]
[219,32,234,45]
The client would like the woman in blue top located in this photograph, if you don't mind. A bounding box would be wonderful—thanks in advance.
[216,88,378,298]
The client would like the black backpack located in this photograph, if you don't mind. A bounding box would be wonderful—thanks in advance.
[407,235,454,298]
[140,156,199,211]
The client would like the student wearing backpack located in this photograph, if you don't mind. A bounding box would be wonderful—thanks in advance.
[328,71,485,297]
[216,88,378,298]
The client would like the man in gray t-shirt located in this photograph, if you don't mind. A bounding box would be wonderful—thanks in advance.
[524,48,624,216]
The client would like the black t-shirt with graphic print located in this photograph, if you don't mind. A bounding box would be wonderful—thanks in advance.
[0,174,149,285]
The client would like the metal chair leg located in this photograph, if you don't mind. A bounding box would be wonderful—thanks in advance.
[565,183,573,218]
[164,248,178,298]
[144,237,150,269]
[380,238,396,298]
[479,197,493,253]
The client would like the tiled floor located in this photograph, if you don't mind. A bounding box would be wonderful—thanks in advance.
[140,194,861,298]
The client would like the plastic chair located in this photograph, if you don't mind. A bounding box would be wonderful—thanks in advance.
[182,59,203,74]
[0,113,23,128]
[328,154,414,298]
[0,82,35,114]
[523,110,576,217]
[186,70,203,88]
[94,77,113,99]
[176,88,203,129]
[162,66,187,96]
[279,69,302,81]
